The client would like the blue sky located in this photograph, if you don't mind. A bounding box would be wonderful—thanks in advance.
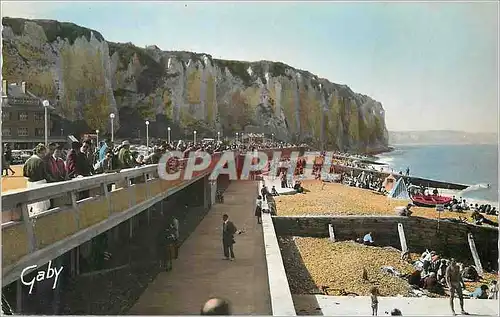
[2,1,498,133]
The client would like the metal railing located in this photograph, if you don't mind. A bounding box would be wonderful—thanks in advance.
[1,153,224,282]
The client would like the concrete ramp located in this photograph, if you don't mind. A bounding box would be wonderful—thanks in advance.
[263,176,296,195]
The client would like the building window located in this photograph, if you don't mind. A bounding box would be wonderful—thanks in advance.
[35,128,44,137]
[18,112,28,121]
[17,127,28,137]
[34,112,44,121]
[2,128,11,137]
[2,111,11,121]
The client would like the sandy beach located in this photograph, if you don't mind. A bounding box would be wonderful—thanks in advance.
[274,180,498,222]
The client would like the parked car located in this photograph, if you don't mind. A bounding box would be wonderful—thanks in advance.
[11,150,33,165]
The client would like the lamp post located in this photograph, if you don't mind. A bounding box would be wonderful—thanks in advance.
[167,126,171,143]
[145,120,150,155]
[272,133,274,142]
[109,113,115,143]
[42,100,50,146]
[96,129,99,147]
[193,130,197,143]
[235,132,238,143]
[217,131,220,142]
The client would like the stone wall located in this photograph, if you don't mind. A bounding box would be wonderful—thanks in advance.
[273,216,498,269]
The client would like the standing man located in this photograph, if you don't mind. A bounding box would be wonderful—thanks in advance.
[171,217,180,259]
[46,144,67,182]
[445,258,468,316]
[261,185,269,202]
[23,144,50,215]
[158,224,176,271]
[2,143,15,176]
[66,141,92,179]
[222,214,237,261]
[118,140,134,169]
[99,139,112,161]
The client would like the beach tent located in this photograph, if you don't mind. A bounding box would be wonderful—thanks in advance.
[388,178,410,200]
[383,174,397,192]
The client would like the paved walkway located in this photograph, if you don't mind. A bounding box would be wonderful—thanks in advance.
[1,165,27,192]
[293,295,499,316]
[129,181,272,315]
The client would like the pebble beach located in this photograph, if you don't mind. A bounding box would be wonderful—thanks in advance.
[275,180,498,222]
[275,179,498,297]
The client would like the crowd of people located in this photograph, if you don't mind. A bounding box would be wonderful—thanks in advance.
[407,250,498,302]
[14,137,302,213]
[341,170,385,192]
[18,137,302,183]
[446,196,498,216]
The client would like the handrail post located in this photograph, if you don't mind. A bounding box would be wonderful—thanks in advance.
[143,172,151,225]
[143,172,151,198]
[70,191,80,230]
[20,203,37,253]
[102,181,111,216]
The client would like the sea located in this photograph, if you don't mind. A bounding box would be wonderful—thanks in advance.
[376,144,499,205]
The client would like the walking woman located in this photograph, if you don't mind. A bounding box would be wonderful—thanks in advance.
[255,195,262,224]
[370,286,379,316]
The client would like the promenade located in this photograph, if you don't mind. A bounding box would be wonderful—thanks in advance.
[293,295,500,316]
[129,181,272,315]
[1,165,26,192]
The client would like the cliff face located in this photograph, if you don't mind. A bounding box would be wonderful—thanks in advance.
[2,17,389,152]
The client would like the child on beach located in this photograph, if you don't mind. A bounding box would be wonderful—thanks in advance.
[489,280,498,299]
[370,286,379,316]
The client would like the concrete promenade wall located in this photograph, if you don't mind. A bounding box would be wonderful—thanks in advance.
[273,216,498,268]
[262,213,296,316]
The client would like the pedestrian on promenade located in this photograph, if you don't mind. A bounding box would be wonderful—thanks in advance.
[201,297,231,315]
[222,214,237,261]
[171,217,180,259]
[158,224,177,271]
[261,185,269,201]
[445,258,468,316]
[2,143,15,176]
[255,195,262,224]
[370,286,379,316]
[23,143,50,215]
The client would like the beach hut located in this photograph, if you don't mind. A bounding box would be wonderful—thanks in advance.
[388,178,410,200]
[383,174,397,192]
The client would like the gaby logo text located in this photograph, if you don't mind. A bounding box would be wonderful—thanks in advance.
[21,261,63,294]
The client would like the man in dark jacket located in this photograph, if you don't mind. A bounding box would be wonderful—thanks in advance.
[66,141,80,178]
[2,143,15,176]
[158,225,177,271]
[261,185,269,202]
[222,214,237,261]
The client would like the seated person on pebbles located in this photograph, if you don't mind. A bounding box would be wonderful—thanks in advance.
[395,203,413,216]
